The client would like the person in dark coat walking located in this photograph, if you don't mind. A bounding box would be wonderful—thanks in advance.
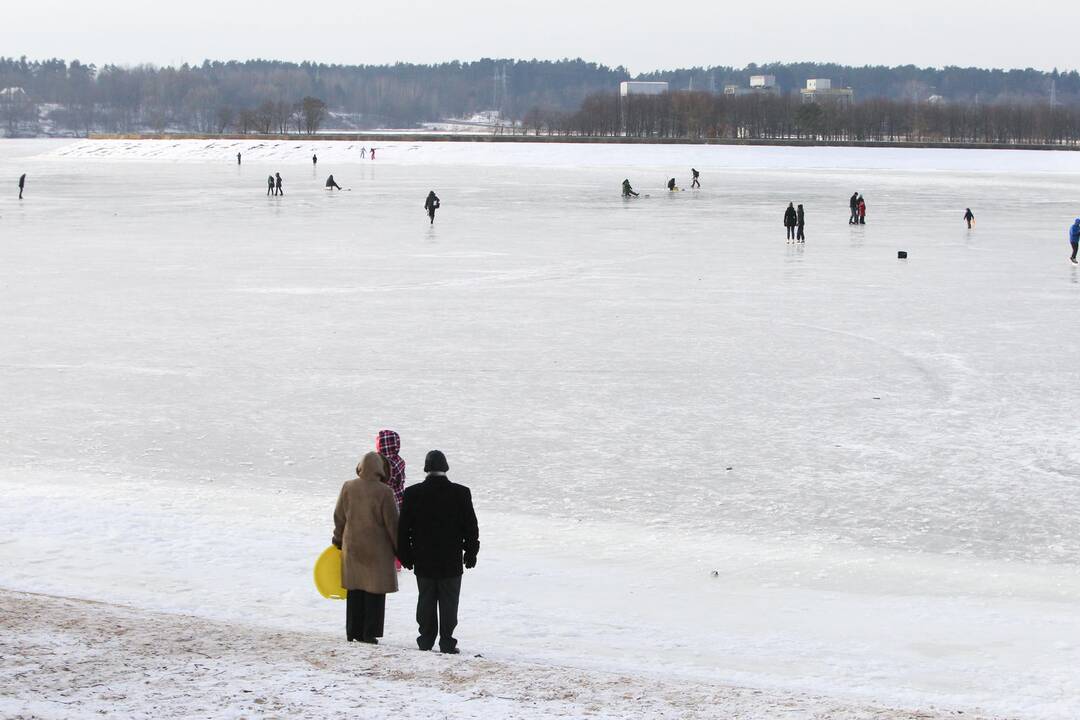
[326,174,342,191]
[849,192,859,225]
[796,204,806,243]
[784,202,797,241]
[690,168,700,189]
[313,153,318,166]
[424,191,441,225]
[237,152,241,165]
[964,208,975,229]
[275,172,283,196]
[18,173,25,199]
[267,174,275,196]
[397,450,479,654]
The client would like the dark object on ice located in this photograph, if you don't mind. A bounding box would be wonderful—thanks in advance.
[710,570,719,577]
[275,172,283,195]
[398,452,479,654]
[313,153,318,165]
[267,175,275,196]
[849,192,859,224]
[326,174,341,191]
[796,204,806,242]
[898,251,908,259]
[425,191,441,224]
[622,179,638,197]
[964,208,975,228]
[784,202,797,240]
[691,168,700,188]
[18,173,25,199]
[667,178,677,191]
[236,152,241,165]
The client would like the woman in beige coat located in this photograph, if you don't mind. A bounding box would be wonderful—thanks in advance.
[332,451,400,644]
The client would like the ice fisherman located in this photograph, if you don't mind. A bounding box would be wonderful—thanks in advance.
[397,450,480,654]
[333,452,400,644]
[849,192,860,224]
[1070,218,1080,264]
[326,174,342,191]
[964,208,975,229]
[691,168,701,189]
[275,172,283,196]
[425,191,440,224]
[18,173,25,199]
[622,179,639,197]
[267,174,275,196]
[667,178,677,192]
[796,204,806,243]
[784,202,798,241]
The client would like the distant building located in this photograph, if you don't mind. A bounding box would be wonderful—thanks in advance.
[724,75,780,97]
[800,79,854,106]
[620,81,669,97]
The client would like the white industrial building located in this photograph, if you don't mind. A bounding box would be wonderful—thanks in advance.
[619,81,669,97]
[800,79,854,106]
[724,74,780,97]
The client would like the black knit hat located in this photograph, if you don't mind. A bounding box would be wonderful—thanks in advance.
[424,450,449,473]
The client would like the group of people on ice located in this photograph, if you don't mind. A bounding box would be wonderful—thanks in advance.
[331,430,479,652]
[783,202,806,243]
[848,192,867,225]
[266,172,284,196]
[621,169,701,197]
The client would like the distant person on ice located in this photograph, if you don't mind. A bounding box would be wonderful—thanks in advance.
[964,208,975,229]
[267,175,275,196]
[313,153,318,166]
[360,147,367,159]
[236,152,241,165]
[397,450,479,654]
[796,204,806,243]
[326,174,342,191]
[691,168,700,189]
[425,191,440,224]
[667,178,677,192]
[784,202,797,241]
[621,179,638,197]
[857,195,866,225]
[849,192,859,225]
[332,451,400,644]
[1070,218,1080,264]
[370,148,377,160]
[275,172,283,196]
[18,173,25,199]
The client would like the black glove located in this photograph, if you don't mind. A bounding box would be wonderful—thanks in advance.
[332,540,341,550]
[463,554,477,569]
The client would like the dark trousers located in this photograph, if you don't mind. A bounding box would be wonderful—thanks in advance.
[1072,241,1078,261]
[415,575,461,651]
[786,225,795,240]
[796,224,805,241]
[346,589,386,641]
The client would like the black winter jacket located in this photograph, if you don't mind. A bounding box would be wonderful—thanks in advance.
[397,474,479,578]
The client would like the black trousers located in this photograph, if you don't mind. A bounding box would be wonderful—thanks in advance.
[346,589,386,641]
[415,575,461,651]
[786,225,795,239]
[1072,241,1078,261]
[796,224,805,241]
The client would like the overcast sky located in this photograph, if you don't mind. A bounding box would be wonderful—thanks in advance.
[3,0,1078,73]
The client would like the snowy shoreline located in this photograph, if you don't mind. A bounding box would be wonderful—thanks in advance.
[1,589,998,719]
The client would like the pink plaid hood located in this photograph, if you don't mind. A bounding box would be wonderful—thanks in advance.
[376,429,406,507]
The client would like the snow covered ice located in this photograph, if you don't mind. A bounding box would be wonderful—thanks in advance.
[2,138,1080,718]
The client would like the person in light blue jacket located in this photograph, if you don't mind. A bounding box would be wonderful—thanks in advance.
[1070,218,1080,264]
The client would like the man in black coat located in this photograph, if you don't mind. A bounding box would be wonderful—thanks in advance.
[397,450,479,654]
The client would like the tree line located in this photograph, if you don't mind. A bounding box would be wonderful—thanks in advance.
[1,55,1078,138]
[522,91,1080,145]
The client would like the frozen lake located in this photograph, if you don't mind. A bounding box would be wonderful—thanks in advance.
[2,138,1080,717]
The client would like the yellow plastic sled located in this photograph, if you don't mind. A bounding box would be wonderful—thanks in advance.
[314,546,347,600]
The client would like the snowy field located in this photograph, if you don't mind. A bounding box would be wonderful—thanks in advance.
[2,138,1080,718]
